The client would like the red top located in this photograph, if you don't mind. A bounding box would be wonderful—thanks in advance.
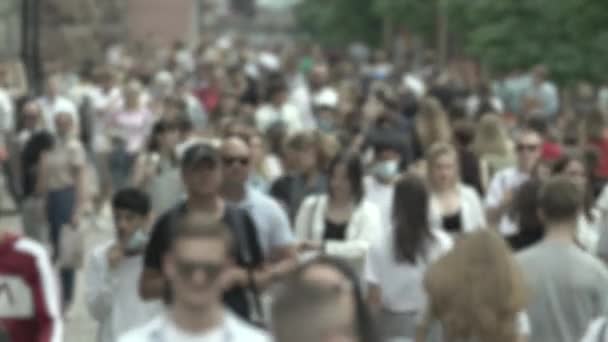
[540,141,563,162]
[194,86,221,114]
[592,137,608,178]
[0,234,62,342]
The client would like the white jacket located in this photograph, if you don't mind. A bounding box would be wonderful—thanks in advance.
[430,184,487,233]
[85,241,163,342]
[295,194,382,272]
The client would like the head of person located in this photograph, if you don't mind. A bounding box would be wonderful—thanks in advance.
[249,131,268,169]
[272,281,357,342]
[53,111,74,137]
[427,143,459,191]
[328,153,364,204]
[472,113,512,157]
[392,174,432,263]
[164,216,232,312]
[538,176,583,228]
[181,143,223,198]
[149,119,181,153]
[284,131,321,175]
[220,136,251,188]
[371,141,402,182]
[45,75,61,97]
[111,188,151,254]
[124,80,142,109]
[551,152,590,189]
[511,179,544,235]
[532,65,548,85]
[267,82,288,105]
[294,257,379,342]
[424,230,527,342]
[21,100,42,129]
[515,129,542,173]
[415,97,452,152]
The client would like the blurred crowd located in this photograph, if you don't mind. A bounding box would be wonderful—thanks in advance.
[3,32,608,342]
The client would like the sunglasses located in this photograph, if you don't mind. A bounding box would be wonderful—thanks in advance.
[222,156,250,166]
[516,144,539,152]
[175,260,224,282]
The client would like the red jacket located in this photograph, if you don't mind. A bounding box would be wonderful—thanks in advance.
[0,234,62,342]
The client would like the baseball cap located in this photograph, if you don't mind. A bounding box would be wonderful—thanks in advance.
[181,143,220,169]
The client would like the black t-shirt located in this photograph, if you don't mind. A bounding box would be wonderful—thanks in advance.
[323,219,348,241]
[144,201,263,320]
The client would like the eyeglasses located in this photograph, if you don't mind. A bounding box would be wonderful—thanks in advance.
[175,260,224,282]
[222,156,250,166]
[516,144,539,152]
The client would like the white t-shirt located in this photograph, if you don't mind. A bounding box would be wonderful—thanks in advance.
[85,241,163,342]
[365,229,453,313]
[485,167,529,236]
[363,176,395,233]
[118,311,270,342]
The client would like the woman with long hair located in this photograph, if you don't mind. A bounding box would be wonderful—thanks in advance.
[472,113,516,191]
[426,143,486,235]
[365,175,453,340]
[295,153,381,274]
[507,179,545,251]
[418,230,529,342]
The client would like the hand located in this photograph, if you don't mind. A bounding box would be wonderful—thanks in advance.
[298,240,322,252]
[107,244,124,269]
[219,267,247,289]
[502,190,514,209]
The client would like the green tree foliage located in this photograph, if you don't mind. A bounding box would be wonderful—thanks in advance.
[295,0,608,83]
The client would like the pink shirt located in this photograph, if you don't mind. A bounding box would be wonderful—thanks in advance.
[108,108,152,153]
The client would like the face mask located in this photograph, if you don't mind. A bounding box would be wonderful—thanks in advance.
[125,229,148,254]
[373,160,399,180]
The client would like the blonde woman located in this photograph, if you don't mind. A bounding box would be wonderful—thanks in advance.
[472,113,516,190]
[427,143,486,234]
[413,97,452,162]
[417,230,530,342]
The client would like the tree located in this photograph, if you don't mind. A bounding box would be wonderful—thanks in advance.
[295,0,608,83]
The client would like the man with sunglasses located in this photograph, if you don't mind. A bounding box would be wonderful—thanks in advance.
[120,218,269,342]
[220,136,296,270]
[139,143,265,322]
[486,128,542,236]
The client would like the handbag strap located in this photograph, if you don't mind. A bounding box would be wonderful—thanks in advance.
[306,197,322,241]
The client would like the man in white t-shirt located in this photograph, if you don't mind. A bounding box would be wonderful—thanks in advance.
[85,189,162,342]
[118,215,269,342]
[486,129,542,236]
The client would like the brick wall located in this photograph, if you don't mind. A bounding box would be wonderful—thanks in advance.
[127,0,197,45]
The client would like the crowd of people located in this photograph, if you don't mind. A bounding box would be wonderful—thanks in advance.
[3,31,608,342]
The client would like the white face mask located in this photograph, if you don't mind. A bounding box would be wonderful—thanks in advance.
[125,229,148,254]
[373,159,399,180]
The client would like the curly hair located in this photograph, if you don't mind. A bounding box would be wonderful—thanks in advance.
[423,230,527,342]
